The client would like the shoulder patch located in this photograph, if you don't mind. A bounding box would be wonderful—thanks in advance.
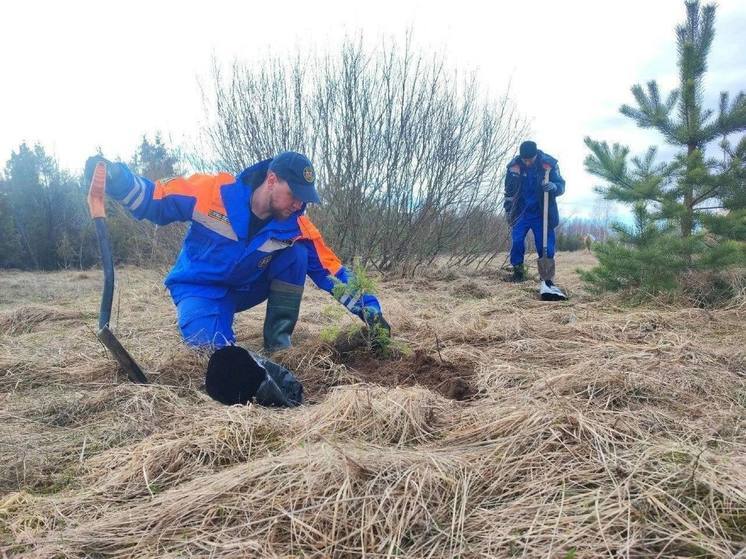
[509,165,520,173]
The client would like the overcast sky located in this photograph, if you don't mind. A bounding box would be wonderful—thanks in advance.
[2,0,745,219]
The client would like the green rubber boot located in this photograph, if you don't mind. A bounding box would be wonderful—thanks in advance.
[263,280,304,353]
[510,264,527,283]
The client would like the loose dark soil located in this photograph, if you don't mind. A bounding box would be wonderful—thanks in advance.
[324,329,477,401]
[345,349,477,401]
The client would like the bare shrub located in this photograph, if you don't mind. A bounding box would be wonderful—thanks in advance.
[203,36,526,273]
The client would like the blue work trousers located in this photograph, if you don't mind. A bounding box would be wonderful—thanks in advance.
[176,243,307,348]
[510,214,556,267]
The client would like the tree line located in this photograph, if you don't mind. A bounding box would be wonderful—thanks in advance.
[0,136,184,271]
[0,132,609,275]
[0,37,535,275]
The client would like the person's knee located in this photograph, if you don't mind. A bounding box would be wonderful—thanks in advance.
[177,298,235,348]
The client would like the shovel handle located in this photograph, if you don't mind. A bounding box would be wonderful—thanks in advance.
[87,162,107,219]
[542,165,551,252]
[86,161,149,384]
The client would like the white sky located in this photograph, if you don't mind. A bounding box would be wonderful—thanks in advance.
[2,0,745,220]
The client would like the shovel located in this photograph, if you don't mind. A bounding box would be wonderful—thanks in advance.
[537,165,567,301]
[87,162,149,384]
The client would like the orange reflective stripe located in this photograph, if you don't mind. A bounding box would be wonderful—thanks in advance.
[297,216,342,275]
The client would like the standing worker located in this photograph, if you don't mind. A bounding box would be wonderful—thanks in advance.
[503,140,567,299]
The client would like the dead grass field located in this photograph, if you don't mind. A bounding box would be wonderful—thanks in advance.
[1,252,745,558]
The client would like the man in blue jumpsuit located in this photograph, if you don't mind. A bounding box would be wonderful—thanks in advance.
[503,140,566,284]
[84,151,389,354]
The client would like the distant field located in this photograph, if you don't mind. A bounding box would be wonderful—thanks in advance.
[1,252,745,557]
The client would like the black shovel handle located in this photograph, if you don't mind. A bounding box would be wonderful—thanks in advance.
[87,162,149,384]
[93,218,114,330]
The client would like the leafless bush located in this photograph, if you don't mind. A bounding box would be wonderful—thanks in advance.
[203,36,526,273]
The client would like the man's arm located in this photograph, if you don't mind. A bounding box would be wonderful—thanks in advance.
[296,216,385,321]
[85,156,233,226]
[109,164,237,225]
[504,163,521,213]
[549,163,566,197]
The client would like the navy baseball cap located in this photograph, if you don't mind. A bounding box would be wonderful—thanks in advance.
[519,141,538,159]
[268,151,320,204]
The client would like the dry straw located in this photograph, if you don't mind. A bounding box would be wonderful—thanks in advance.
[1,254,745,557]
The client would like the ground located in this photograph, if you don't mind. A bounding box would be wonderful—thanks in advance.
[1,252,745,557]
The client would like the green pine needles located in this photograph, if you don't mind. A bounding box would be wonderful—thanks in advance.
[330,261,393,353]
[331,261,379,303]
[583,0,746,299]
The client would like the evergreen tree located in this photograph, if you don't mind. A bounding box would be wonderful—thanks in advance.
[0,142,98,270]
[130,133,180,180]
[703,135,746,241]
[583,0,746,295]
[105,133,184,266]
[0,183,21,268]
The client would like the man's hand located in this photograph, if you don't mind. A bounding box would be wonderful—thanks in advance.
[543,181,557,193]
[361,307,392,352]
[361,308,391,337]
[84,155,121,187]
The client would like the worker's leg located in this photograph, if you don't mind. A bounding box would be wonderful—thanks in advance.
[530,217,557,282]
[510,216,532,267]
[530,217,556,258]
[230,243,308,352]
[263,243,308,352]
[176,295,236,348]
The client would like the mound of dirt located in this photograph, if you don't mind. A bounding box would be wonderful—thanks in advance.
[326,329,477,400]
[451,280,493,299]
[346,349,477,401]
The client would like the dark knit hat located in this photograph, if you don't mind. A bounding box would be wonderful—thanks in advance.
[519,141,538,159]
[205,346,266,405]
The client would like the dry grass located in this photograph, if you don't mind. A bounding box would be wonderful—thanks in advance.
[1,253,745,558]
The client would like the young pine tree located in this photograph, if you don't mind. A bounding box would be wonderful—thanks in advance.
[582,0,746,296]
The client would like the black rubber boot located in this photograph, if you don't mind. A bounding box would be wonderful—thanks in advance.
[263,280,304,353]
[510,264,527,283]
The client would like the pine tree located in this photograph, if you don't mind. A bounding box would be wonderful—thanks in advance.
[583,0,746,296]
[0,142,96,270]
[130,133,180,181]
[106,133,184,266]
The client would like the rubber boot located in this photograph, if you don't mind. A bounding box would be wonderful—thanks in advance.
[250,350,304,407]
[263,280,304,353]
[510,264,527,283]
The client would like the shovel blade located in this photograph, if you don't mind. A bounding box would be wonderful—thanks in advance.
[537,257,554,281]
[97,326,149,384]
